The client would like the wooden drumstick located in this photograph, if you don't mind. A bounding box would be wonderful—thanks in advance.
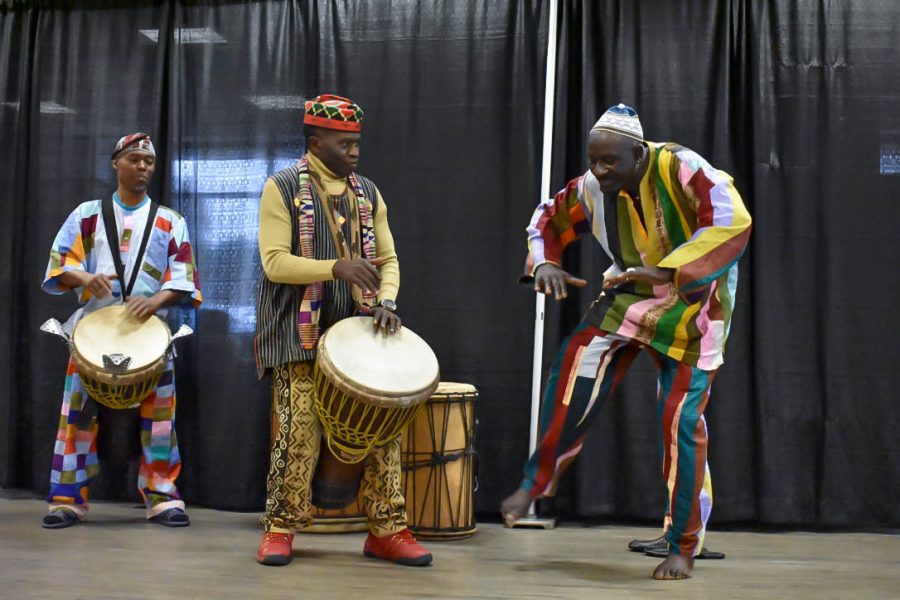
[564,275,588,288]
[518,273,589,289]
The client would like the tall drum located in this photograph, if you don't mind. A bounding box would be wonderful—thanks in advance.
[312,316,440,509]
[402,382,478,540]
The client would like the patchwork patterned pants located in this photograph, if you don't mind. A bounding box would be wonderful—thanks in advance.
[47,357,184,519]
[261,361,407,536]
[522,323,716,557]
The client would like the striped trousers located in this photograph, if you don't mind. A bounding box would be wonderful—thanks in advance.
[522,323,715,556]
[47,357,184,519]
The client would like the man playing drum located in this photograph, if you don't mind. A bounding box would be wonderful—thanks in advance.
[254,94,432,567]
[41,133,202,528]
[500,104,752,580]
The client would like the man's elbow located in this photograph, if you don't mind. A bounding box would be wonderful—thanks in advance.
[260,253,289,283]
[735,213,753,238]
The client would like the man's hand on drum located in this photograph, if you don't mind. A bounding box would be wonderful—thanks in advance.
[125,290,179,320]
[125,295,162,320]
[333,257,381,295]
[533,263,587,301]
[372,306,401,335]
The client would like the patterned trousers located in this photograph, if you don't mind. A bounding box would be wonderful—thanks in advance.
[522,323,716,557]
[47,357,184,518]
[261,361,407,536]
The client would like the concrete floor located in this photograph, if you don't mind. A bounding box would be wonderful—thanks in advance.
[0,498,897,599]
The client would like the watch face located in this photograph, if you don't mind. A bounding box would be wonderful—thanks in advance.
[380,299,397,311]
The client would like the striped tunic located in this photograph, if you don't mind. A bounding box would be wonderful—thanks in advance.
[525,142,752,370]
[255,165,379,368]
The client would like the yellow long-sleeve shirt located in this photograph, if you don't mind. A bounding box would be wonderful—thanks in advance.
[258,152,400,302]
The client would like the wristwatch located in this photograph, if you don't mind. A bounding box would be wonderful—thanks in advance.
[378,299,397,312]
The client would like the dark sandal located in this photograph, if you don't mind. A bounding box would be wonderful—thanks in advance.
[42,508,79,529]
[644,544,726,559]
[627,535,666,553]
[150,508,191,527]
[696,547,726,560]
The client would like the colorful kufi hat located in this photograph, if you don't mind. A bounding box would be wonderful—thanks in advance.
[111,132,155,160]
[590,103,644,142]
[303,94,364,132]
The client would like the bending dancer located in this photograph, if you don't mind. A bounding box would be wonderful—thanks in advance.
[501,104,751,579]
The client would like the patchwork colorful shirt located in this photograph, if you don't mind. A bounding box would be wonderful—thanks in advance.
[525,142,752,370]
[43,197,202,330]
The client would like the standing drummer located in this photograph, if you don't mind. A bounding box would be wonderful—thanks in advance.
[40,133,202,528]
[254,94,432,567]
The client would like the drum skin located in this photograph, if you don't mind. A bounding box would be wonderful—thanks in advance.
[402,382,478,540]
[315,316,440,407]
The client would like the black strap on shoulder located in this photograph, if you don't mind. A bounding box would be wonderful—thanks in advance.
[101,196,159,300]
[100,198,125,292]
[130,200,159,296]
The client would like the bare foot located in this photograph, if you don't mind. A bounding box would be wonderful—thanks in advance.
[652,553,694,580]
[499,488,531,527]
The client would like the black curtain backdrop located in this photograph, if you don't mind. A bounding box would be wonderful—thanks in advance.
[1,0,898,529]
[0,0,549,513]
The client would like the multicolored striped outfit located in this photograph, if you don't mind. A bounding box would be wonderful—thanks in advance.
[42,197,201,518]
[522,142,751,556]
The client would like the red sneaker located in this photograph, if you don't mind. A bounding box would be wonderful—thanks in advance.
[256,531,294,566]
[363,528,433,566]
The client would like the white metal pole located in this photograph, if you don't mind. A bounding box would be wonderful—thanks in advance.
[524,0,559,523]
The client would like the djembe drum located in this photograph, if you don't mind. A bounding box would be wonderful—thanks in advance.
[311,316,440,509]
[401,382,478,540]
[41,305,190,409]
